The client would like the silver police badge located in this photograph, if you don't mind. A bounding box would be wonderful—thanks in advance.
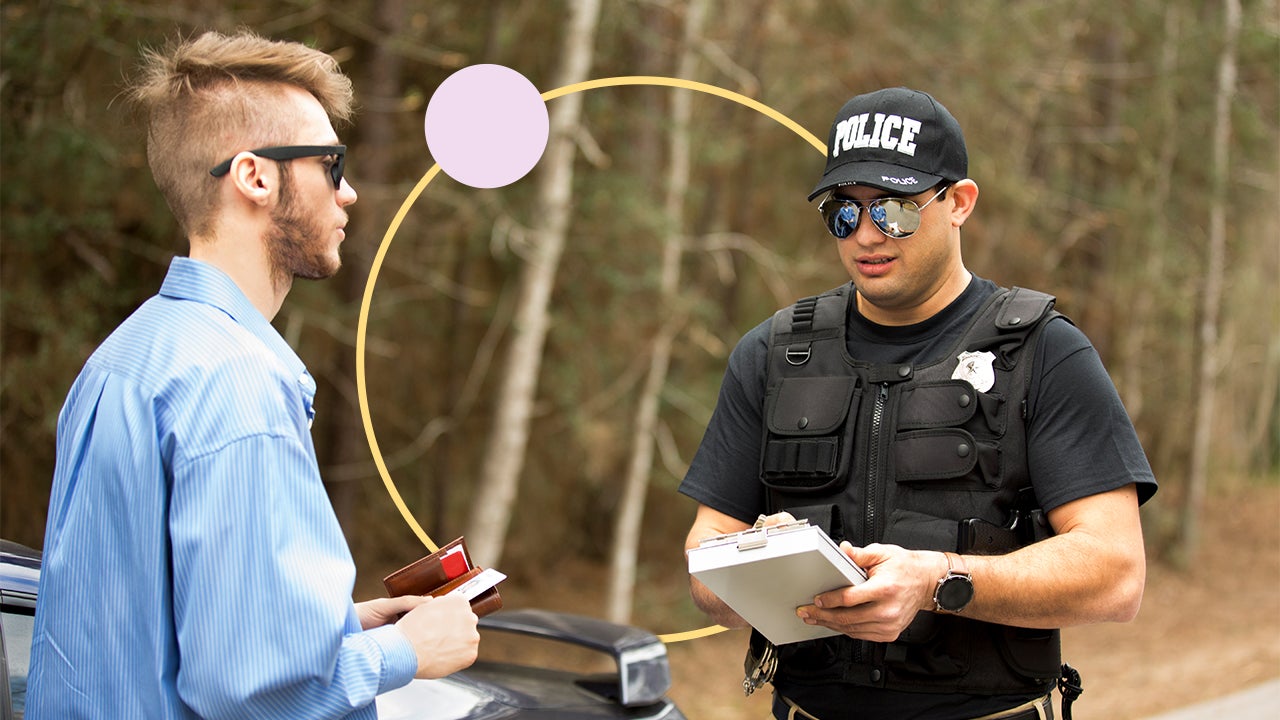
[952,350,997,392]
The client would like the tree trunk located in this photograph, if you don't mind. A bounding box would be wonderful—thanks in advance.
[1180,0,1241,566]
[325,0,405,529]
[465,0,602,567]
[1117,4,1181,425]
[605,0,708,625]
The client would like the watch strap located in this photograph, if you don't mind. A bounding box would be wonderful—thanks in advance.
[945,551,969,578]
[934,552,974,613]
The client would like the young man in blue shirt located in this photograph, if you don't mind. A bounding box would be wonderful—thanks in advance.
[29,31,479,719]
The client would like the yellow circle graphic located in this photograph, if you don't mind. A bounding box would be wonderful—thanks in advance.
[357,75,825,644]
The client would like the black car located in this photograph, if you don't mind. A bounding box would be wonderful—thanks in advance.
[0,541,37,720]
[0,541,685,720]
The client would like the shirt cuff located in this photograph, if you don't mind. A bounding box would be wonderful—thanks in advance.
[363,624,419,693]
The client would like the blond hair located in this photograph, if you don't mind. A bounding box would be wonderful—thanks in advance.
[128,31,354,237]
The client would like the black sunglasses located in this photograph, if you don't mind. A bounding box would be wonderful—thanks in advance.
[209,145,347,189]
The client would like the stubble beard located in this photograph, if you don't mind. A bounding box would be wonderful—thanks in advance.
[266,167,341,287]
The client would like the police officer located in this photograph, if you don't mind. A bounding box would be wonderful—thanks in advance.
[680,87,1157,720]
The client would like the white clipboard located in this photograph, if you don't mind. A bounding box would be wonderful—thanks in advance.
[687,521,867,645]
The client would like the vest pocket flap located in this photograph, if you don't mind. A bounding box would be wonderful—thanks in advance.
[898,381,979,430]
[998,626,1062,681]
[882,508,959,552]
[893,429,977,481]
[766,376,857,436]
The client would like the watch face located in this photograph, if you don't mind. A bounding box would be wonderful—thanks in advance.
[938,576,974,611]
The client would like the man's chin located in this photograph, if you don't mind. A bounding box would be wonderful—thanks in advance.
[296,258,342,281]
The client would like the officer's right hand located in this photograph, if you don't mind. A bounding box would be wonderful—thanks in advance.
[395,594,480,678]
[798,542,938,643]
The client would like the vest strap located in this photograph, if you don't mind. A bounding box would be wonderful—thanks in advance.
[996,287,1056,330]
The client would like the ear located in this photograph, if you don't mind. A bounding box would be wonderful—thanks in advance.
[948,179,979,226]
[225,152,276,207]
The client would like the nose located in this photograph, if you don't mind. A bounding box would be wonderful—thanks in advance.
[850,205,887,244]
[337,177,358,207]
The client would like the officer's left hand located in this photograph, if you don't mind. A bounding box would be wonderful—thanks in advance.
[795,542,946,643]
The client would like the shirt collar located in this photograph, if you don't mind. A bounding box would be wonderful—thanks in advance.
[158,257,317,420]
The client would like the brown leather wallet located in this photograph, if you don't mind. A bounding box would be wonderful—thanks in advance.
[382,537,504,617]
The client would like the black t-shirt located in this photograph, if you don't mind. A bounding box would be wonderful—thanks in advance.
[679,277,1157,719]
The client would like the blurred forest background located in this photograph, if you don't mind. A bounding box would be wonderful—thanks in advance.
[1,0,1277,641]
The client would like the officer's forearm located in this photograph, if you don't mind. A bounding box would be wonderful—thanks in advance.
[959,485,1145,628]
[690,574,749,628]
[684,504,757,628]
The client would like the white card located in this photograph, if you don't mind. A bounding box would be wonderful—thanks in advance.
[447,567,507,601]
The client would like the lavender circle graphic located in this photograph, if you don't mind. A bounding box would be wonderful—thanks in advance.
[424,64,549,189]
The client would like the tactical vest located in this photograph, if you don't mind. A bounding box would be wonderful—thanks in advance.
[758,283,1065,696]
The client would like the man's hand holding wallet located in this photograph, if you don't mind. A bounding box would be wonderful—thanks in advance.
[382,537,506,679]
[395,595,481,678]
[382,537,506,617]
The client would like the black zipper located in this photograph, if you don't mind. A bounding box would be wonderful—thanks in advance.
[864,382,889,545]
[853,381,891,671]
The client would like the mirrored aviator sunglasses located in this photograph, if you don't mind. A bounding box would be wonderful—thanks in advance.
[818,183,948,240]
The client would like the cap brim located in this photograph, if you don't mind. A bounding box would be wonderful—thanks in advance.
[807,160,944,201]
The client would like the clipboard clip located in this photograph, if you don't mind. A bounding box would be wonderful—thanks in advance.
[736,515,811,551]
[737,530,769,551]
[697,517,813,551]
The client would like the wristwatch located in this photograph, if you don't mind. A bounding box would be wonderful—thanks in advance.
[933,552,974,613]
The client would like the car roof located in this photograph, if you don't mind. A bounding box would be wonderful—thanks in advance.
[0,539,41,596]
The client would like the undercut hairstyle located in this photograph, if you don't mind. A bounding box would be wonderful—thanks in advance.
[127,31,354,237]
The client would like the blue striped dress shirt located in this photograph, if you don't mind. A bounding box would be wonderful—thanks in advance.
[27,257,418,719]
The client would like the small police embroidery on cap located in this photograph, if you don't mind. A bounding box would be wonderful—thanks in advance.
[952,350,997,392]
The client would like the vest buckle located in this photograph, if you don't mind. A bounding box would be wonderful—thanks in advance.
[785,343,812,366]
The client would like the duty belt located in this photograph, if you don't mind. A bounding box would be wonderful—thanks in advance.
[779,693,1054,720]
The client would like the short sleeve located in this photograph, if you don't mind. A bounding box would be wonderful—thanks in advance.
[1026,319,1158,511]
[678,318,773,523]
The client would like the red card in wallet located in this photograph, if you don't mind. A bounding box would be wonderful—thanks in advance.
[382,537,505,617]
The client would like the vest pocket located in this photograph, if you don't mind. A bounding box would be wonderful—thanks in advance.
[898,380,979,429]
[998,626,1062,683]
[881,508,958,552]
[774,635,853,684]
[893,429,978,481]
[883,613,971,680]
[893,430,1004,490]
[761,376,859,493]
